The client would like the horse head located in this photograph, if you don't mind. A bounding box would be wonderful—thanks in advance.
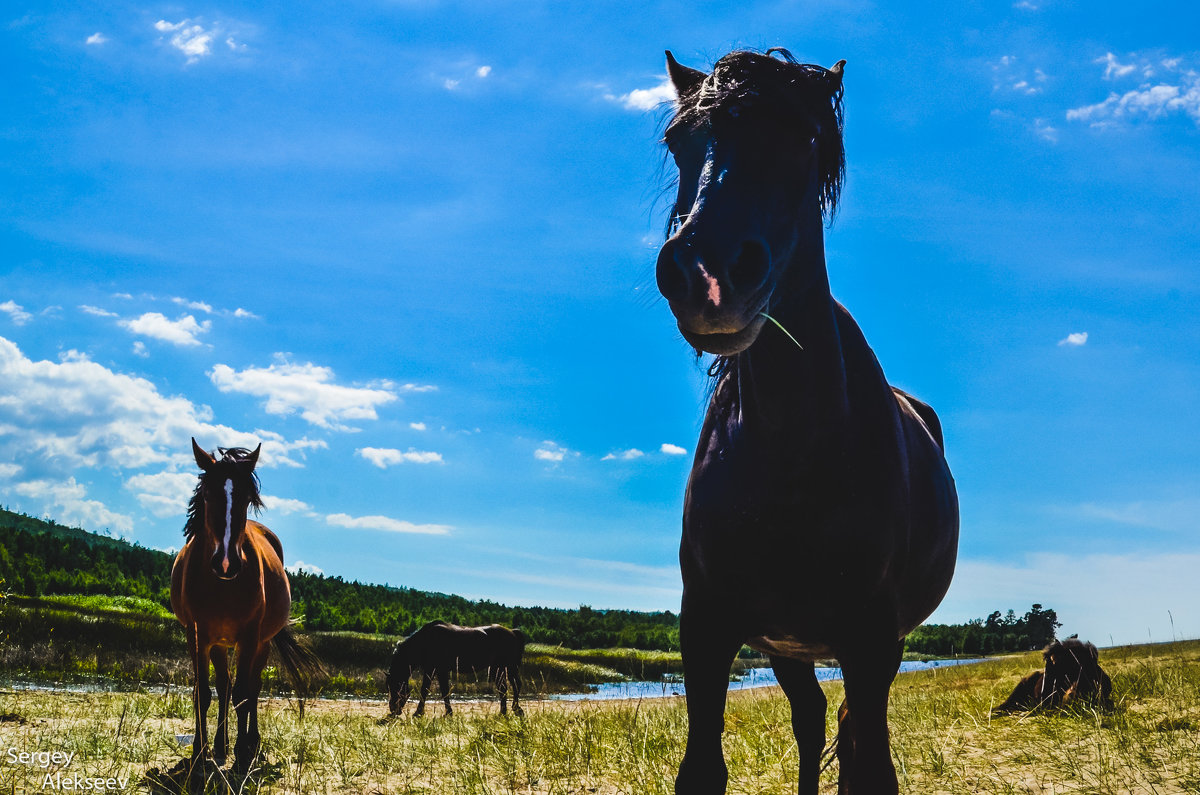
[188,437,263,581]
[386,645,413,715]
[656,49,845,355]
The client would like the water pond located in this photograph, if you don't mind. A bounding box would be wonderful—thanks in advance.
[551,657,987,701]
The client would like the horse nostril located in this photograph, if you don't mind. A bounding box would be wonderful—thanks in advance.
[728,240,770,293]
[656,241,691,303]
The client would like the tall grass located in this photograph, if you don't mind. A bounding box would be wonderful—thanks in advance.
[1,639,1197,793]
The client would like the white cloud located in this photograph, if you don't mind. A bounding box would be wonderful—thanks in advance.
[233,308,258,319]
[444,78,460,90]
[209,357,398,430]
[156,19,215,64]
[400,383,438,393]
[0,301,32,326]
[1058,331,1088,346]
[14,477,132,533]
[80,305,117,318]
[131,341,149,358]
[0,462,22,479]
[1033,118,1058,142]
[171,297,213,314]
[124,470,196,517]
[476,65,491,78]
[1065,497,1200,533]
[0,335,320,485]
[357,447,444,468]
[119,312,211,346]
[602,448,644,461]
[86,32,107,46]
[660,443,688,456]
[326,512,451,535]
[262,495,314,515]
[1068,55,1200,126]
[288,560,324,575]
[534,441,576,463]
[617,78,676,111]
[1098,52,1136,81]
[410,422,427,431]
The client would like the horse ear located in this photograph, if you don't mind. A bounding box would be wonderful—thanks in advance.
[666,50,706,98]
[828,59,847,89]
[244,443,261,471]
[192,438,215,471]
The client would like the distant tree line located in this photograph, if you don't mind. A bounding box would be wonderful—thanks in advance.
[0,508,679,650]
[905,604,1061,656]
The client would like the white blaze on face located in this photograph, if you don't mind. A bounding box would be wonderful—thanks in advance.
[222,478,233,573]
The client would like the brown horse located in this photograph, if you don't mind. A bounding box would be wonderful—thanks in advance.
[657,49,959,794]
[171,438,321,774]
[995,638,1113,713]
[386,620,526,717]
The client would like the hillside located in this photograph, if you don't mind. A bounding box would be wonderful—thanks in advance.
[0,507,680,650]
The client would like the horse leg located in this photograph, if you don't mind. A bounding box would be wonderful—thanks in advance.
[414,670,432,717]
[835,699,853,795]
[495,667,509,715]
[439,668,452,715]
[232,640,271,774]
[675,606,743,794]
[509,665,523,716]
[187,625,212,770]
[837,639,904,795]
[770,656,827,795]
[211,646,232,766]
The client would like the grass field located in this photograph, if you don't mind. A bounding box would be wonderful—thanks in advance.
[1,639,1198,793]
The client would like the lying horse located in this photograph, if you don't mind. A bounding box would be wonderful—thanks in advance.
[995,638,1113,712]
[386,621,526,716]
[656,49,959,794]
[171,439,323,774]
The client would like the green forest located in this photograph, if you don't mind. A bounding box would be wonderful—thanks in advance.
[0,507,678,650]
[0,507,1058,655]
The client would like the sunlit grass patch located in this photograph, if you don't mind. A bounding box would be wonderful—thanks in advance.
[2,640,1199,793]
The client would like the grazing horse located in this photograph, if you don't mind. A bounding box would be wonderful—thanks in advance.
[386,621,526,717]
[171,439,322,774]
[656,49,959,794]
[995,638,1113,713]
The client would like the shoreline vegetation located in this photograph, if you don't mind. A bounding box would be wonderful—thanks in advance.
[0,639,1197,793]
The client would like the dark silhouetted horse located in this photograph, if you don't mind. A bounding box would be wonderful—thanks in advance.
[656,49,959,794]
[995,638,1113,713]
[171,439,322,775]
[386,621,526,717]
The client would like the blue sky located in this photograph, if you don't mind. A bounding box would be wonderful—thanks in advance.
[2,1,1198,646]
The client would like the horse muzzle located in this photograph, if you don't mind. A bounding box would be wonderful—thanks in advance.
[209,549,243,580]
[656,236,773,355]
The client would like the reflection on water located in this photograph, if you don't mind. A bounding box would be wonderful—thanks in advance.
[550,658,987,701]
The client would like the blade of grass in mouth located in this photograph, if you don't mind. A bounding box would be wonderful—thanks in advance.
[759,312,804,350]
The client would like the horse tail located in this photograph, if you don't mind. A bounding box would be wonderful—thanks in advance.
[272,626,327,698]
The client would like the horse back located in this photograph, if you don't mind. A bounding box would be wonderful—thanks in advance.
[400,622,525,672]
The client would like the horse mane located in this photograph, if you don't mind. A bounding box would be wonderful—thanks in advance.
[182,446,265,540]
[665,48,846,220]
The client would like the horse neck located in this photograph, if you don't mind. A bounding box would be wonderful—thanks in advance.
[727,219,850,433]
